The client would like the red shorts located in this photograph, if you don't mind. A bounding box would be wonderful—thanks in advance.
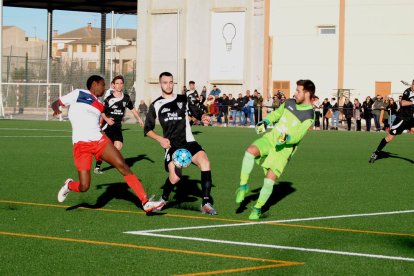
[73,135,111,171]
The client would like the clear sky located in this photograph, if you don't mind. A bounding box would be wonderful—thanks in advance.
[3,7,137,40]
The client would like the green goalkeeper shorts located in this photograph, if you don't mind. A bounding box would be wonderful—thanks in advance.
[252,135,294,177]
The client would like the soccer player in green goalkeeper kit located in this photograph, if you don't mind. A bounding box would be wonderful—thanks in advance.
[236,79,315,220]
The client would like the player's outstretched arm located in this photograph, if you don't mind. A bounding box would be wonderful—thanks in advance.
[131,108,144,127]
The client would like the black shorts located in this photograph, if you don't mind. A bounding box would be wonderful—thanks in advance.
[389,117,414,136]
[103,124,123,143]
[164,142,204,171]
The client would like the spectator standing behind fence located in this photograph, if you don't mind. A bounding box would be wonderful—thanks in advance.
[228,94,237,126]
[312,96,321,130]
[321,98,331,130]
[397,95,402,112]
[138,100,148,123]
[353,98,362,131]
[242,90,251,125]
[201,86,207,99]
[387,97,398,126]
[246,96,255,127]
[210,85,221,96]
[217,94,229,127]
[343,97,353,131]
[263,95,273,114]
[372,95,383,131]
[382,98,390,131]
[181,85,187,95]
[272,95,280,110]
[235,93,245,126]
[362,96,373,131]
[253,90,263,124]
[330,97,339,130]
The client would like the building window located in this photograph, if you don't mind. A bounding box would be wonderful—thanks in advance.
[88,62,97,69]
[317,25,336,35]
[82,45,87,52]
[91,45,97,52]
[72,44,77,52]
[273,81,290,98]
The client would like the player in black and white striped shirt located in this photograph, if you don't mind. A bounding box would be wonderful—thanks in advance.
[369,79,414,163]
[144,72,217,215]
[94,75,144,174]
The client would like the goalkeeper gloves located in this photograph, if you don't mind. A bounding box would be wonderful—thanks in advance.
[276,132,290,145]
[255,119,270,134]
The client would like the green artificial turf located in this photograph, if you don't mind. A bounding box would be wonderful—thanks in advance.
[1,120,414,275]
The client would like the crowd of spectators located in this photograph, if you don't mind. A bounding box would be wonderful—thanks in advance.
[183,81,288,127]
[313,94,402,132]
[179,81,403,132]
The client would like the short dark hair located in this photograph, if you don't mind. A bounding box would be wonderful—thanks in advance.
[189,81,195,85]
[296,79,315,97]
[112,75,124,84]
[159,71,173,81]
[87,75,104,90]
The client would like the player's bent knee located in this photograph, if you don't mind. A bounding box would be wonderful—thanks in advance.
[246,145,259,156]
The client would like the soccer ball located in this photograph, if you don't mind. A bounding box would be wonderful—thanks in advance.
[172,148,192,169]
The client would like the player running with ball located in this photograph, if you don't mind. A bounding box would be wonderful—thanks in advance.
[52,75,163,213]
[144,72,217,215]
[236,79,315,219]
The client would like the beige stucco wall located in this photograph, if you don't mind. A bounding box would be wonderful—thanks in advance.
[269,0,414,100]
[136,0,264,105]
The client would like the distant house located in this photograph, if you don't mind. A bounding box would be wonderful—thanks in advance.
[52,23,137,74]
[3,26,46,59]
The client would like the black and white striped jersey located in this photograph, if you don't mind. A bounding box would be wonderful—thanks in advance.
[103,93,134,125]
[400,88,414,118]
[144,94,195,148]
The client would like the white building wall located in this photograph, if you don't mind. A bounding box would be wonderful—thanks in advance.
[344,0,414,99]
[270,0,414,100]
[136,0,263,104]
[270,0,339,99]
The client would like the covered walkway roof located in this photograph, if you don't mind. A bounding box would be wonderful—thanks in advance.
[3,0,137,14]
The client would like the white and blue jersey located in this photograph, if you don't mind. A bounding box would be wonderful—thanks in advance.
[59,89,104,144]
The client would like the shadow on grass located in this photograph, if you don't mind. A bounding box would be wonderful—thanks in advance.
[236,181,296,214]
[375,151,414,164]
[158,175,215,213]
[101,154,154,172]
[66,182,143,211]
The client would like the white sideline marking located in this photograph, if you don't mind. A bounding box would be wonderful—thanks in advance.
[125,231,414,262]
[0,128,71,132]
[131,209,414,234]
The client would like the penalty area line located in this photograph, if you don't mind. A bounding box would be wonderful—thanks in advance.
[125,231,414,263]
[131,209,414,234]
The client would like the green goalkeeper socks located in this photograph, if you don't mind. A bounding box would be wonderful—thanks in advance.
[254,178,275,209]
[240,151,256,185]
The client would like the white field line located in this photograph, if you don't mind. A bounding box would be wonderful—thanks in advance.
[124,231,414,262]
[124,209,414,262]
[0,136,71,138]
[0,128,71,132]
[131,209,414,234]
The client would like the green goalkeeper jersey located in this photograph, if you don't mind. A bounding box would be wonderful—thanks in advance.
[263,99,315,146]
